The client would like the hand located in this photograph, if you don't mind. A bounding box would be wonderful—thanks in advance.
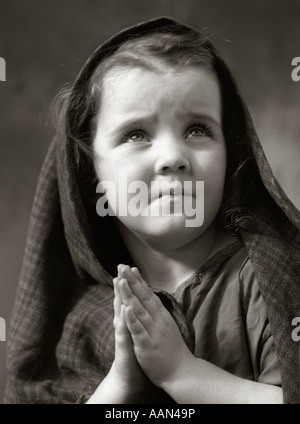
[111,267,147,396]
[116,265,193,389]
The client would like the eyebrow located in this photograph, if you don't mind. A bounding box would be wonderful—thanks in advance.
[184,113,222,127]
[108,117,154,137]
[108,112,222,137]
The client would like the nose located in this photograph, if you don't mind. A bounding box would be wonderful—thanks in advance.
[154,136,191,174]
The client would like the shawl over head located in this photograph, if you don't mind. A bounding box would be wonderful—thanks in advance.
[5,17,300,404]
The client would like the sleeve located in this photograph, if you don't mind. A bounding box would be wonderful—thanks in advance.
[239,257,282,386]
[257,324,282,386]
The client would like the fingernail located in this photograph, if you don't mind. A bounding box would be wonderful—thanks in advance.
[131,267,142,281]
[122,265,131,277]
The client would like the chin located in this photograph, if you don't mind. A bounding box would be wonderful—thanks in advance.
[136,216,206,249]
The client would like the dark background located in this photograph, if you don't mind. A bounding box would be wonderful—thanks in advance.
[0,0,300,403]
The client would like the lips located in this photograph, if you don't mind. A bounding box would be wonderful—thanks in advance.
[149,180,193,201]
[158,184,183,198]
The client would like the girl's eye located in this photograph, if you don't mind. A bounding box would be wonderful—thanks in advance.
[129,132,146,142]
[122,129,149,143]
[188,127,205,137]
[186,123,213,139]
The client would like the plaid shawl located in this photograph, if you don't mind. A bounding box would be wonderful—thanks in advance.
[4,17,300,404]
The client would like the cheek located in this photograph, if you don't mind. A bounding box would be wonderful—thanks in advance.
[201,147,227,211]
[94,151,122,184]
[213,142,227,180]
[100,155,152,196]
[94,154,152,214]
[215,150,227,190]
[195,146,226,183]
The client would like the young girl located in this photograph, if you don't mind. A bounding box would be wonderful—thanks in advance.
[5,17,299,404]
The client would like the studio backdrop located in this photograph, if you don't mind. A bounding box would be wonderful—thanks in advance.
[0,0,300,403]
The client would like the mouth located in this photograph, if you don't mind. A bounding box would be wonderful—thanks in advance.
[157,182,185,199]
[148,180,196,203]
[159,188,177,198]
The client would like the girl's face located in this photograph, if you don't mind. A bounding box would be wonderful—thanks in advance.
[93,65,226,250]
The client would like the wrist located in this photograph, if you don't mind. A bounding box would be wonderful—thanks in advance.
[159,350,197,394]
[86,363,144,404]
[109,360,145,396]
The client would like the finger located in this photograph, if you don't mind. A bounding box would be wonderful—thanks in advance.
[123,305,150,346]
[121,267,162,318]
[115,304,130,336]
[118,265,149,296]
[113,277,122,311]
[113,276,122,328]
[114,304,126,335]
[118,278,146,316]
[117,264,122,278]
[120,265,150,296]
[115,305,135,352]
[118,278,153,333]
[131,267,143,282]
[118,264,138,286]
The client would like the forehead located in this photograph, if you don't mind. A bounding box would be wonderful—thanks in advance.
[98,65,222,123]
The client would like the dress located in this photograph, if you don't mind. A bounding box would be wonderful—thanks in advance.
[171,243,281,385]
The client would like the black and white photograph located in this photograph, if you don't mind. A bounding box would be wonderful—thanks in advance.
[0,0,299,407]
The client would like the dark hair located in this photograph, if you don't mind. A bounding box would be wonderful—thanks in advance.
[53,25,262,234]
